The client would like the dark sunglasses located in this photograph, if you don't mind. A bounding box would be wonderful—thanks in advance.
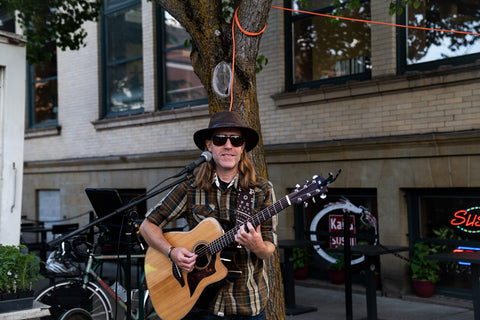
[211,134,245,147]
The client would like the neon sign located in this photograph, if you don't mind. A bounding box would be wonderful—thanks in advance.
[450,207,480,233]
[453,246,480,265]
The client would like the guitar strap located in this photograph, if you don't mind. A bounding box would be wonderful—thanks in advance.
[235,188,255,225]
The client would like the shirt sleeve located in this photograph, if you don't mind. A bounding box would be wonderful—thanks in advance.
[145,180,189,229]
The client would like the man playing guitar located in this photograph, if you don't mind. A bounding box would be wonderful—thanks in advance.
[140,110,277,320]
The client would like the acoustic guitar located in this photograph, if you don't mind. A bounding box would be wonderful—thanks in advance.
[145,172,339,320]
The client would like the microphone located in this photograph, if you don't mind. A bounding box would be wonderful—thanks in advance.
[178,151,212,175]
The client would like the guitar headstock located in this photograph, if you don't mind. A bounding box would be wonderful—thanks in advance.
[289,170,341,206]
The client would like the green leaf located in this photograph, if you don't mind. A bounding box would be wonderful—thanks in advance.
[3,0,101,65]
[256,54,269,74]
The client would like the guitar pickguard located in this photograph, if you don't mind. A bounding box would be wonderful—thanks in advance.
[187,252,217,297]
[172,263,185,287]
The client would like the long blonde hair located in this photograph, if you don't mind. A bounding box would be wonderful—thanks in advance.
[195,150,257,191]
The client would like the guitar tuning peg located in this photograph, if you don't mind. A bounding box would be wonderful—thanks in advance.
[312,198,316,204]
[295,184,300,188]
[320,193,327,199]
[303,202,308,208]
[312,175,318,179]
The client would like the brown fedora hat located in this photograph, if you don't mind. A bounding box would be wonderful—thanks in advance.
[194,111,259,152]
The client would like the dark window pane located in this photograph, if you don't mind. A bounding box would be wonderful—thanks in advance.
[419,194,480,242]
[413,190,480,293]
[107,6,142,62]
[104,2,144,115]
[406,0,480,65]
[105,0,125,7]
[162,12,207,106]
[165,49,206,103]
[165,13,190,48]
[0,9,15,33]
[292,1,371,84]
[29,39,58,127]
[34,78,58,124]
[108,59,144,112]
[33,41,57,79]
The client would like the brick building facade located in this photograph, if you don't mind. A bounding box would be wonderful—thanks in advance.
[21,1,480,298]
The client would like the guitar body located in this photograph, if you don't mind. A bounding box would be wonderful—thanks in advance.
[145,218,229,320]
[144,172,338,320]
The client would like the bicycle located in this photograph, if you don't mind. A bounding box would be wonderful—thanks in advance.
[35,235,152,320]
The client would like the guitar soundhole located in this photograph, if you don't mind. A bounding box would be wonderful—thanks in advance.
[194,243,210,269]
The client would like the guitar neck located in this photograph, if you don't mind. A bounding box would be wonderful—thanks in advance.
[208,196,291,254]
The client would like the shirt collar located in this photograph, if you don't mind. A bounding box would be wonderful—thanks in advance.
[214,172,238,190]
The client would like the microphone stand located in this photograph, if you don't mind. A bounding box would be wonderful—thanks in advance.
[48,171,194,320]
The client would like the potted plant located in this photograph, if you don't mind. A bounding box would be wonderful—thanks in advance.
[293,248,312,280]
[328,254,345,284]
[408,242,440,298]
[0,244,43,313]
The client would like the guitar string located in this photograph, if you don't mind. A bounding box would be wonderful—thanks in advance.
[192,198,289,258]
[186,176,332,259]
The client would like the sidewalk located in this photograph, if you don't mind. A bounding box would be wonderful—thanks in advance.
[287,280,474,320]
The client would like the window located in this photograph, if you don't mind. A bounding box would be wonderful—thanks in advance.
[286,0,371,90]
[0,9,15,33]
[407,188,480,245]
[157,10,207,109]
[406,188,480,297]
[101,0,144,117]
[398,0,480,72]
[27,40,58,128]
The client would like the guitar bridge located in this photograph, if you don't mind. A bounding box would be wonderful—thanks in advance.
[172,263,185,287]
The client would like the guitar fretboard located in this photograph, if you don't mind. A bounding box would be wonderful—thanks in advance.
[208,196,290,254]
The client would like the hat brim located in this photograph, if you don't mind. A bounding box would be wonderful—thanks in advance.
[194,127,259,152]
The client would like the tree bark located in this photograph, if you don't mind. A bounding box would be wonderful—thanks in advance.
[154,1,285,319]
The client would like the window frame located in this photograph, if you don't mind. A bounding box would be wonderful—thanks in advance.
[0,9,15,33]
[26,48,59,129]
[100,0,144,118]
[284,0,372,92]
[155,8,207,110]
[406,188,480,248]
[406,188,480,298]
[396,3,480,74]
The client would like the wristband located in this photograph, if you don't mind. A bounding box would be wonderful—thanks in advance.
[167,246,175,262]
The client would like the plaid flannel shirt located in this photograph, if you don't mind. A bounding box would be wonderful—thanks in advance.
[146,175,277,316]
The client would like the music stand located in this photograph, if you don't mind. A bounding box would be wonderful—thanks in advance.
[85,188,129,253]
[85,188,124,221]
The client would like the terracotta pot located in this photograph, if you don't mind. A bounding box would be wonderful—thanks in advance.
[412,278,435,298]
[329,269,345,284]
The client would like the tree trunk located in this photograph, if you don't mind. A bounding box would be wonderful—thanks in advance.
[154,1,285,319]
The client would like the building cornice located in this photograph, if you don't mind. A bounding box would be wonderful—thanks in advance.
[272,62,480,108]
[24,130,480,173]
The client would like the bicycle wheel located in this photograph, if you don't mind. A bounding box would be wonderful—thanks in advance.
[36,279,112,320]
[60,308,93,320]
